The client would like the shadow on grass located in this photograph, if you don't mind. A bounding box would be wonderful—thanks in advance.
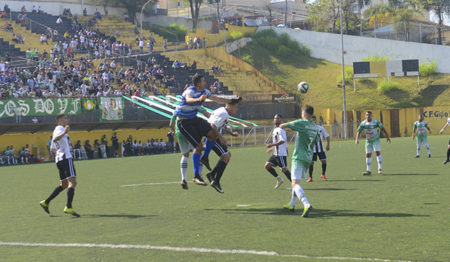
[205,208,429,218]
[82,214,157,219]
[382,173,439,176]
[305,188,354,191]
[330,179,383,182]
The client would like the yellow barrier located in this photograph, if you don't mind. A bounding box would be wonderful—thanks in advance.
[0,128,171,160]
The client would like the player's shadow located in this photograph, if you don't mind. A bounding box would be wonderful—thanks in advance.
[83,214,157,219]
[205,208,429,218]
[381,173,439,176]
[305,188,354,191]
[330,179,383,182]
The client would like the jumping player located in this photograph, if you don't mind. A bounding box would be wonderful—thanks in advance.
[412,114,431,158]
[308,115,330,182]
[439,117,450,165]
[265,114,291,189]
[355,111,391,175]
[280,105,318,218]
[174,74,239,185]
[39,113,80,217]
[203,100,242,193]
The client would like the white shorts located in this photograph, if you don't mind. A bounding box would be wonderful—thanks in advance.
[177,132,193,155]
[291,161,309,180]
[365,141,381,154]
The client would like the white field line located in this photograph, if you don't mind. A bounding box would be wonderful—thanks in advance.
[0,241,411,262]
[120,182,180,187]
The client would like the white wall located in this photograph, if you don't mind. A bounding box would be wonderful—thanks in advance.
[258,26,450,73]
[3,0,127,17]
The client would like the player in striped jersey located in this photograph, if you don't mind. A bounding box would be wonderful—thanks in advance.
[265,114,292,189]
[308,116,330,182]
[412,114,431,158]
[174,74,239,185]
[39,113,80,217]
[439,117,450,165]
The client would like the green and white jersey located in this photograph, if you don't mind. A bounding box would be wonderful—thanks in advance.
[413,121,428,138]
[286,119,319,165]
[358,119,384,144]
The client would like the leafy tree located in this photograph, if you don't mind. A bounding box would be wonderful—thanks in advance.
[392,8,417,40]
[417,0,450,45]
[308,0,339,33]
[186,0,203,30]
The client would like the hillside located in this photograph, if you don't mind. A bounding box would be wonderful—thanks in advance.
[233,33,450,110]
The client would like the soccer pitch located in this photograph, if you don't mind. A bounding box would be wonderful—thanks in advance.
[0,136,448,262]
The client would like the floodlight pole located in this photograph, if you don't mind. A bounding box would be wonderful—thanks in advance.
[339,0,348,139]
[141,0,153,39]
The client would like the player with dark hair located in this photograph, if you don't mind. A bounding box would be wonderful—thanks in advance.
[308,115,330,182]
[203,100,242,193]
[40,113,80,217]
[280,106,318,217]
[412,114,431,158]
[265,114,291,189]
[174,74,240,185]
[355,111,391,175]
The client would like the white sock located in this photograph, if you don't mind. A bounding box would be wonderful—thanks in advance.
[293,184,309,207]
[180,156,188,181]
[426,144,431,155]
[289,189,296,207]
[199,164,203,176]
[366,157,372,171]
[376,155,382,170]
[417,146,420,156]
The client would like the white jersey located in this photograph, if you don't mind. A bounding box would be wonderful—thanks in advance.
[208,107,230,133]
[313,125,330,153]
[272,127,288,156]
[52,125,72,163]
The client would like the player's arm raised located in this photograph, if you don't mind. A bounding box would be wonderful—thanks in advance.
[209,95,242,105]
[185,94,206,104]
[53,125,70,142]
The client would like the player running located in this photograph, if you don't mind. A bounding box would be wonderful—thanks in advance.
[39,113,80,217]
[439,117,450,165]
[355,111,391,175]
[265,114,291,189]
[203,100,242,193]
[308,115,330,182]
[174,74,239,185]
[280,105,318,218]
[412,114,431,158]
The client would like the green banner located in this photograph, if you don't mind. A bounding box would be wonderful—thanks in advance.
[0,98,81,118]
[100,97,123,121]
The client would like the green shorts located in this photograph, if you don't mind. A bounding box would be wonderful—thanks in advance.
[176,130,193,155]
[417,136,428,146]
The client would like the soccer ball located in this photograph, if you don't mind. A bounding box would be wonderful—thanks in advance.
[298,82,309,93]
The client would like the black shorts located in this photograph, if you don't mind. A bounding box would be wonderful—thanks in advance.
[312,152,327,162]
[177,117,212,148]
[56,158,77,181]
[212,139,229,157]
[267,155,287,169]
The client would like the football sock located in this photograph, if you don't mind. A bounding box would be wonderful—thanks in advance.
[294,184,309,207]
[366,157,372,171]
[289,189,296,207]
[282,170,292,181]
[308,165,313,178]
[267,166,279,178]
[376,155,382,170]
[321,163,327,174]
[199,164,203,176]
[192,153,201,175]
[66,187,75,208]
[203,139,215,158]
[45,185,65,204]
[180,156,188,180]
[426,145,431,155]
[214,160,228,183]
[417,146,420,156]
[447,148,450,161]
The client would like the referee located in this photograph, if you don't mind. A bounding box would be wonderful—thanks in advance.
[40,113,80,217]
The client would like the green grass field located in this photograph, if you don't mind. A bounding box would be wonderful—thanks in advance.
[0,136,449,261]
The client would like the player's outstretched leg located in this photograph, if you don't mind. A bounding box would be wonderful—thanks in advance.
[363,156,372,176]
[192,146,207,186]
[320,160,328,181]
[64,177,80,217]
[200,139,215,171]
[444,145,450,165]
[265,163,283,189]
[376,152,382,174]
[307,163,313,183]
[180,154,189,190]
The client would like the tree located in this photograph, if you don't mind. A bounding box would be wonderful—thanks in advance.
[364,4,393,36]
[392,8,416,40]
[187,0,203,30]
[308,0,339,33]
[417,0,450,45]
